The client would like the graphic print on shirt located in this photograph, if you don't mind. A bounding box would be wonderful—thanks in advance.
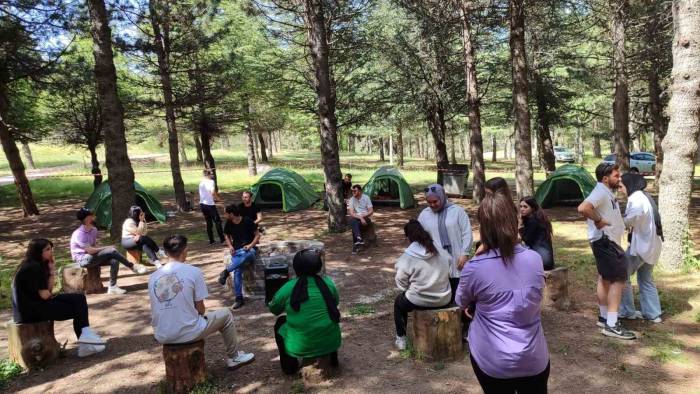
[153,273,183,308]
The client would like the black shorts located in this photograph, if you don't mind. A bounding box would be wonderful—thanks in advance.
[591,235,628,282]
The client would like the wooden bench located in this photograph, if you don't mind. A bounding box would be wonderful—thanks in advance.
[162,340,206,393]
[542,266,570,310]
[408,306,463,361]
[300,353,339,385]
[61,264,105,294]
[7,320,61,370]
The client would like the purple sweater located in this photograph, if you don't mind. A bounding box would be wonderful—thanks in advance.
[456,244,549,379]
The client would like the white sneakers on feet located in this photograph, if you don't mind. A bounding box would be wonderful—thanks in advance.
[395,335,407,350]
[78,327,106,345]
[107,285,126,295]
[78,343,106,358]
[226,351,255,370]
[132,264,147,275]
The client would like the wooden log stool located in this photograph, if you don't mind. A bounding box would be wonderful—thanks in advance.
[359,222,378,246]
[162,340,206,394]
[61,264,105,294]
[223,256,257,298]
[542,266,570,310]
[125,248,143,265]
[300,353,339,386]
[408,306,464,361]
[7,320,61,370]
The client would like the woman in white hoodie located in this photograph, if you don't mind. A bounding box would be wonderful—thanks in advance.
[394,220,452,350]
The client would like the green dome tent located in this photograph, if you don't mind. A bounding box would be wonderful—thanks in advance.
[534,164,597,208]
[362,166,416,209]
[251,168,319,212]
[85,181,167,229]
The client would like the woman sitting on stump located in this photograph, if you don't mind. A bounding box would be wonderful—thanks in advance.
[518,197,555,271]
[268,248,341,375]
[121,205,166,269]
[12,239,107,358]
[393,219,452,350]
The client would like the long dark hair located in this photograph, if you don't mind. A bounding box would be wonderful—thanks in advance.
[15,238,53,277]
[128,205,142,222]
[520,196,553,242]
[404,219,438,256]
[478,189,519,262]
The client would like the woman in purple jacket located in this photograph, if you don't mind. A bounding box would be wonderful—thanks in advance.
[456,187,550,393]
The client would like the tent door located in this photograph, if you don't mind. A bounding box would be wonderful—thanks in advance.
[371,178,401,206]
[257,183,284,209]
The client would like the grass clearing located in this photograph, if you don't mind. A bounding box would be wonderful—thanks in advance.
[348,303,375,316]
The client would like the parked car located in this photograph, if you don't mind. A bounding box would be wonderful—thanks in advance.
[553,146,575,163]
[601,152,656,174]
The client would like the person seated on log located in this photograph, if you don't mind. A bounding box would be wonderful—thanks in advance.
[268,248,341,375]
[217,204,261,310]
[13,238,107,358]
[239,190,264,234]
[121,205,166,269]
[456,188,550,393]
[348,184,373,252]
[149,235,255,370]
[518,197,555,271]
[393,219,452,351]
[71,208,147,295]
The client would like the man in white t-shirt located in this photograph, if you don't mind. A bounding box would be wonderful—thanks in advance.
[199,170,224,245]
[149,234,255,370]
[348,184,373,252]
[578,163,635,340]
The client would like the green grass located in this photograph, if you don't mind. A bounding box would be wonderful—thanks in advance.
[348,303,375,316]
[0,359,22,389]
[643,330,688,364]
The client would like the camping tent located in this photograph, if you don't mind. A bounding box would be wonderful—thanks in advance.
[85,181,167,229]
[534,164,597,208]
[251,168,319,212]
[362,166,416,209]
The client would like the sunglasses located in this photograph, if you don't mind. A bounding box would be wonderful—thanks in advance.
[424,186,438,193]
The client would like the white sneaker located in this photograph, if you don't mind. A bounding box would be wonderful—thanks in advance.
[107,285,126,295]
[78,343,106,358]
[650,316,663,323]
[78,327,106,345]
[620,310,644,320]
[157,249,167,259]
[132,264,147,275]
[395,336,407,350]
[226,351,255,370]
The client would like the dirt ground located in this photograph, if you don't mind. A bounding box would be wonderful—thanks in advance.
[0,190,699,393]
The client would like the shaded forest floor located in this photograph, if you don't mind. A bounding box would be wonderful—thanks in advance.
[0,183,699,394]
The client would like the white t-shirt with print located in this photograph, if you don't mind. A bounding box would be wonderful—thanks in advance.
[149,261,208,344]
[199,178,215,206]
[584,182,625,246]
[349,194,373,216]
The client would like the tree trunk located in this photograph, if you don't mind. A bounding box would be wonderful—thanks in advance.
[649,65,666,186]
[460,1,486,202]
[163,341,207,393]
[244,100,257,176]
[301,0,346,232]
[378,137,385,161]
[88,0,135,235]
[7,320,60,370]
[408,306,464,361]
[193,134,203,163]
[658,0,700,272]
[20,142,35,170]
[450,133,456,164]
[87,144,100,169]
[426,104,450,172]
[148,0,189,212]
[611,0,631,171]
[267,130,274,158]
[200,130,218,191]
[593,135,602,158]
[257,132,268,162]
[533,72,556,172]
[178,133,189,167]
[389,134,394,165]
[397,125,404,168]
[576,127,584,164]
[491,135,497,162]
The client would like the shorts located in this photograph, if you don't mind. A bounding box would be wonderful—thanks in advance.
[590,235,628,282]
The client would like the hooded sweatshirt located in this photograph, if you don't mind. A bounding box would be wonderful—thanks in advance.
[395,242,452,307]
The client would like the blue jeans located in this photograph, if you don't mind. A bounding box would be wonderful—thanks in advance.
[619,251,662,319]
[226,249,257,299]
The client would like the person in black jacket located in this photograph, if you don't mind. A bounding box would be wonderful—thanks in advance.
[518,197,554,270]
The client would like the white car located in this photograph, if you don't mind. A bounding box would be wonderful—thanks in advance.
[553,146,575,163]
[602,152,656,174]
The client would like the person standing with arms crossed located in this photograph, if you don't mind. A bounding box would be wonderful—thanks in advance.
[199,169,225,246]
[578,163,635,340]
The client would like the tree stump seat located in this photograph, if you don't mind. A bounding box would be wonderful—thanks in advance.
[7,320,61,370]
[61,264,105,294]
[408,306,464,361]
[542,266,570,310]
[359,222,378,246]
[223,254,261,299]
[300,353,339,386]
[162,340,206,394]
[125,248,142,265]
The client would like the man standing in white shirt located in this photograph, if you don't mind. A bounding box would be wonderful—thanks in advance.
[578,163,635,340]
[348,185,373,252]
[149,235,255,370]
[199,170,225,246]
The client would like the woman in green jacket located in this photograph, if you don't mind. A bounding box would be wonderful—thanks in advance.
[268,248,341,374]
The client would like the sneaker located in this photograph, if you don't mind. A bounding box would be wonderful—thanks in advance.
[107,285,127,295]
[78,343,106,358]
[218,270,229,286]
[226,351,255,370]
[157,249,167,259]
[620,310,643,320]
[232,298,244,310]
[78,327,106,345]
[602,322,636,340]
[132,264,147,275]
[596,316,606,328]
[354,238,364,246]
[649,316,663,324]
[351,245,358,255]
[395,336,407,350]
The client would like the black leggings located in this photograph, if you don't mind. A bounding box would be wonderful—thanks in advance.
[394,292,450,337]
[470,355,550,394]
[200,204,224,243]
[83,247,133,286]
[274,315,338,375]
[121,236,159,263]
[22,293,90,339]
